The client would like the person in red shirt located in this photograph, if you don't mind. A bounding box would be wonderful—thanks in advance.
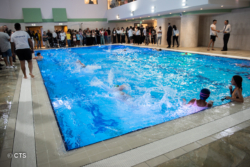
[104,29,108,43]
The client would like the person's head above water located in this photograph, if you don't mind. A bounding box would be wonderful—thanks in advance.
[114,85,119,88]
[36,52,41,56]
[200,88,210,101]
[232,75,243,89]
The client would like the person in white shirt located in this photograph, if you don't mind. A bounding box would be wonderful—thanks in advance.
[157,26,162,46]
[11,23,34,79]
[173,25,180,47]
[60,30,66,47]
[128,26,134,44]
[100,28,105,45]
[53,30,57,47]
[207,20,220,51]
[136,27,141,45]
[219,20,231,51]
[117,27,121,43]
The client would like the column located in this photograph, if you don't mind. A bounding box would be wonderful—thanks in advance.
[157,18,167,46]
[180,15,200,47]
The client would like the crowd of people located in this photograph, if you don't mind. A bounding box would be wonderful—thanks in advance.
[24,24,180,49]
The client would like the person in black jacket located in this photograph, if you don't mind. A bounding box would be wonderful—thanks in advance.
[167,23,173,48]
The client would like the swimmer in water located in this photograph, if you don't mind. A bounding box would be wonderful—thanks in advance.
[224,75,244,103]
[235,63,250,68]
[76,60,86,68]
[183,88,213,111]
[113,84,131,99]
[153,49,162,51]
[33,52,43,60]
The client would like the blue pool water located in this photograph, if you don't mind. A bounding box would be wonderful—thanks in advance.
[36,45,250,151]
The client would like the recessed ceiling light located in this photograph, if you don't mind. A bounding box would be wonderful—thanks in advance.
[221,5,223,7]
[170,13,172,14]
[183,11,186,12]
[200,8,203,10]
[158,14,160,16]
[148,16,150,17]
[140,17,141,18]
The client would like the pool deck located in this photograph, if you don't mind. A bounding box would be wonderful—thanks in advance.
[0,45,250,167]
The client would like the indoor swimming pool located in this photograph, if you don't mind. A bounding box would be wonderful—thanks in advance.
[35,45,250,151]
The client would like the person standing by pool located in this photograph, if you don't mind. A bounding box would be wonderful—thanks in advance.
[167,23,173,48]
[112,28,117,43]
[136,27,141,45]
[128,26,133,44]
[11,23,34,79]
[183,88,213,112]
[121,28,126,44]
[207,20,220,51]
[66,31,71,47]
[117,27,121,43]
[100,28,105,45]
[219,20,231,51]
[225,75,244,103]
[0,26,14,68]
[35,30,41,49]
[107,27,111,43]
[172,25,179,47]
[157,26,162,46]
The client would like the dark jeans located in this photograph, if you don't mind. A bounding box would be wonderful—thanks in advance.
[113,36,116,43]
[121,35,125,43]
[167,36,171,47]
[117,34,120,43]
[173,36,179,47]
[223,34,230,50]
[136,35,140,45]
[151,35,156,44]
[67,40,71,47]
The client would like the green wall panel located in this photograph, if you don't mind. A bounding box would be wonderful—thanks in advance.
[52,8,68,22]
[22,8,42,23]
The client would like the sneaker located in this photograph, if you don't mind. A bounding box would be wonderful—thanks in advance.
[9,66,13,69]
[12,65,17,69]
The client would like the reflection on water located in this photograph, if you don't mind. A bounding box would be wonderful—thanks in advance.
[36,45,250,150]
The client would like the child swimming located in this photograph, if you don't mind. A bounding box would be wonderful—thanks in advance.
[225,75,244,103]
[33,52,43,60]
[76,60,86,68]
[153,48,162,51]
[113,84,131,100]
[183,88,213,112]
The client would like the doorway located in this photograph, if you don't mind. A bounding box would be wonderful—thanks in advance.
[26,26,43,48]
[54,25,68,33]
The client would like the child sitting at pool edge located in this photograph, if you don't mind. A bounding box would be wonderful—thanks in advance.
[33,52,43,60]
[225,75,244,103]
[183,88,213,111]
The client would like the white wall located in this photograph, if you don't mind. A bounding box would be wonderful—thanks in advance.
[198,7,250,50]
[7,0,108,20]
[0,0,11,19]
[107,0,209,21]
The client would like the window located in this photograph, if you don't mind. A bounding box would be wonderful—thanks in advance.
[85,0,98,4]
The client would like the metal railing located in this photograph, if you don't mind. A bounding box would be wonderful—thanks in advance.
[108,0,137,9]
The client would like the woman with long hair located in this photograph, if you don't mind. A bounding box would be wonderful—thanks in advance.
[173,25,180,47]
[226,75,244,103]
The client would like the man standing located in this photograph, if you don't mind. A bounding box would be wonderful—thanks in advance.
[52,30,57,47]
[207,20,220,51]
[220,20,231,51]
[60,30,66,47]
[167,23,172,48]
[0,26,14,68]
[157,26,162,46]
[11,23,34,79]
[47,30,53,47]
